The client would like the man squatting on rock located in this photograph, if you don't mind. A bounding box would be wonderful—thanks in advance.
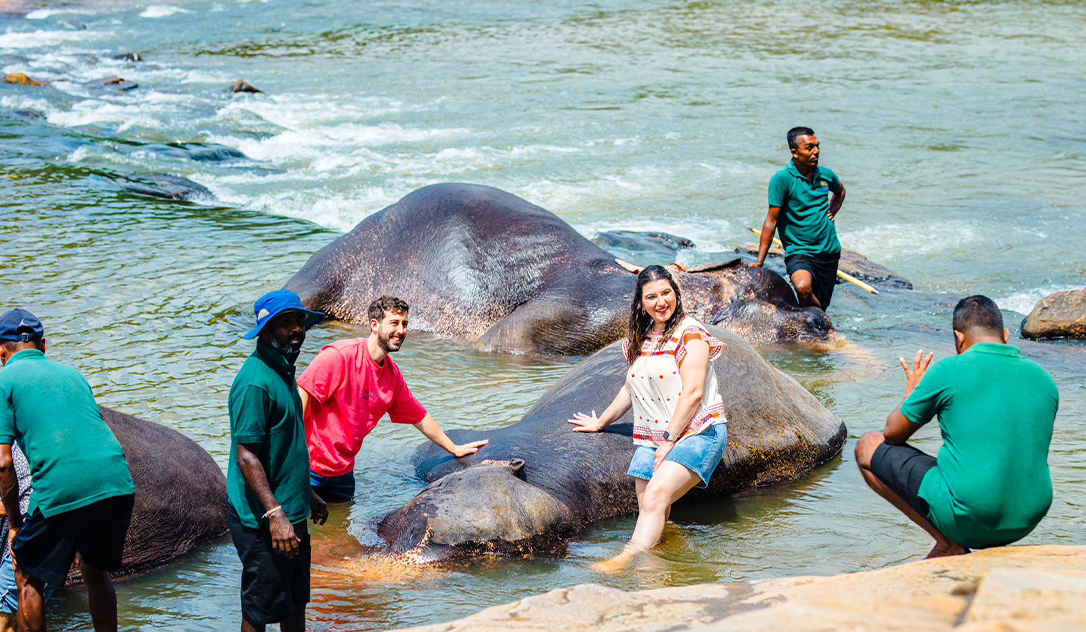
[297,296,487,504]
[227,291,329,632]
[855,296,1059,558]
[0,309,136,632]
[752,126,846,311]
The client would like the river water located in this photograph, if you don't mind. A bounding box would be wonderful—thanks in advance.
[2,0,1085,629]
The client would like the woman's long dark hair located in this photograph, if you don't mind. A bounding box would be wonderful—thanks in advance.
[625,265,685,365]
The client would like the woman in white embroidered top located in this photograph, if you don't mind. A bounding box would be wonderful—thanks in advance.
[568,265,728,571]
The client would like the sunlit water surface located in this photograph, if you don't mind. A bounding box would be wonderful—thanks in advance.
[1,0,1085,629]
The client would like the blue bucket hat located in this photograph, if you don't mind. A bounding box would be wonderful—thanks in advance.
[0,308,44,342]
[244,290,324,340]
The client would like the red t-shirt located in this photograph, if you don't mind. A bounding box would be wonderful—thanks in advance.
[297,339,427,477]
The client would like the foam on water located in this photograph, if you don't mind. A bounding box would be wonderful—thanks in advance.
[139,5,191,18]
[0,29,99,49]
[25,8,99,19]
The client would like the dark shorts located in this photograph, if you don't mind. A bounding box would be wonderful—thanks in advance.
[310,470,355,504]
[11,494,134,586]
[870,443,937,519]
[228,507,310,625]
[785,252,841,310]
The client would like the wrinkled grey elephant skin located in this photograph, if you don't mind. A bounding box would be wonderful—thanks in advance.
[376,326,845,560]
[285,183,833,356]
[64,407,229,584]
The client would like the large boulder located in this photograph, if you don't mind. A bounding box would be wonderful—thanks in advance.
[376,325,845,561]
[399,545,1086,632]
[1021,289,1086,340]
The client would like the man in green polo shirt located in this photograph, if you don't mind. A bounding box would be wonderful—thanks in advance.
[228,290,328,632]
[751,126,846,310]
[855,296,1059,558]
[0,308,135,632]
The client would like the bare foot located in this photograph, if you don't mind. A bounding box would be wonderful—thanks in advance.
[590,543,648,574]
[926,542,970,559]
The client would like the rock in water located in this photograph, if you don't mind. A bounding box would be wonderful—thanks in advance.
[114,52,143,62]
[592,230,696,262]
[103,173,214,201]
[377,325,845,560]
[3,72,48,87]
[86,76,139,91]
[1022,289,1086,340]
[65,407,228,583]
[228,80,263,93]
[734,244,913,290]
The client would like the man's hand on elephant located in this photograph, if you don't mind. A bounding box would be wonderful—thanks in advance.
[269,513,300,558]
[567,411,603,432]
[749,261,763,269]
[451,440,489,458]
[310,491,328,526]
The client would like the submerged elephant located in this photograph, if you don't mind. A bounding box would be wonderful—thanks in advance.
[376,326,845,560]
[285,183,833,356]
[62,407,228,583]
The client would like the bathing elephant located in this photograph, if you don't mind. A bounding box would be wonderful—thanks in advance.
[376,325,845,560]
[285,183,833,356]
[62,407,229,583]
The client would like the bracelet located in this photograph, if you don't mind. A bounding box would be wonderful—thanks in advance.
[261,505,282,520]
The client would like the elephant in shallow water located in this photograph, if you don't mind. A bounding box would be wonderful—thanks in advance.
[285,183,833,356]
[376,326,845,561]
[62,407,228,583]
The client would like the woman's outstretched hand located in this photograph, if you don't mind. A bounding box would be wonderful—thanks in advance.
[567,411,603,432]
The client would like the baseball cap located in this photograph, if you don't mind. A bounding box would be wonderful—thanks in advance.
[0,309,44,342]
[244,290,324,340]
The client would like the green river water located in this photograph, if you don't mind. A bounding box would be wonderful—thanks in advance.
[1,0,1085,629]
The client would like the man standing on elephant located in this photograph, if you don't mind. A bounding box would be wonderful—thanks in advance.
[228,290,329,632]
[855,296,1059,558]
[751,127,846,311]
[298,296,488,503]
[0,309,135,632]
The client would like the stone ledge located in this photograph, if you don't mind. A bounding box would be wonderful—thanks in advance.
[400,545,1086,632]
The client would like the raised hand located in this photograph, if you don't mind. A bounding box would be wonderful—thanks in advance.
[567,411,603,433]
[899,349,934,397]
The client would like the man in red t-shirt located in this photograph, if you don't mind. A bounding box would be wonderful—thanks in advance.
[297,296,488,502]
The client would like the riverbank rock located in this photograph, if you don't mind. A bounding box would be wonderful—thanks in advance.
[735,244,913,290]
[4,72,48,87]
[228,79,263,93]
[401,545,1086,631]
[1021,289,1086,340]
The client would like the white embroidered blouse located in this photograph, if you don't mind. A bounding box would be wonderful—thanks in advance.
[622,316,727,447]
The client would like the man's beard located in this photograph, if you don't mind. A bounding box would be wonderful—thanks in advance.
[269,336,303,363]
[377,330,403,354]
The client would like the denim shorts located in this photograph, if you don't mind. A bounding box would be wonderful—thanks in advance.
[627,423,728,488]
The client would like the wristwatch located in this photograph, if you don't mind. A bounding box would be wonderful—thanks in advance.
[662,431,675,443]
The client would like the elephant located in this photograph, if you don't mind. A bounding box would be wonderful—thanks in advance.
[60,407,229,583]
[375,325,845,561]
[285,183,834,357]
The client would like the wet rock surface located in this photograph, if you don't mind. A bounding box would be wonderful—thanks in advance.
[401,545,1086,632]
[592,229,696,262]
[4,72,49,87]
[227,79,263,93]
[1022,289,1086,340]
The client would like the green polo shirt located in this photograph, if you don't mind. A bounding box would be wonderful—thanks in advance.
[227,343,310,528]
[768,160,843,258]
[0,350,134,518]
[900,343,1059,548]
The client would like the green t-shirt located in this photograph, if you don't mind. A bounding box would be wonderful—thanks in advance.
[0,350,135,518]
[900,343,1059,548]
[227,343,310,528]
[768,160,843,258]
